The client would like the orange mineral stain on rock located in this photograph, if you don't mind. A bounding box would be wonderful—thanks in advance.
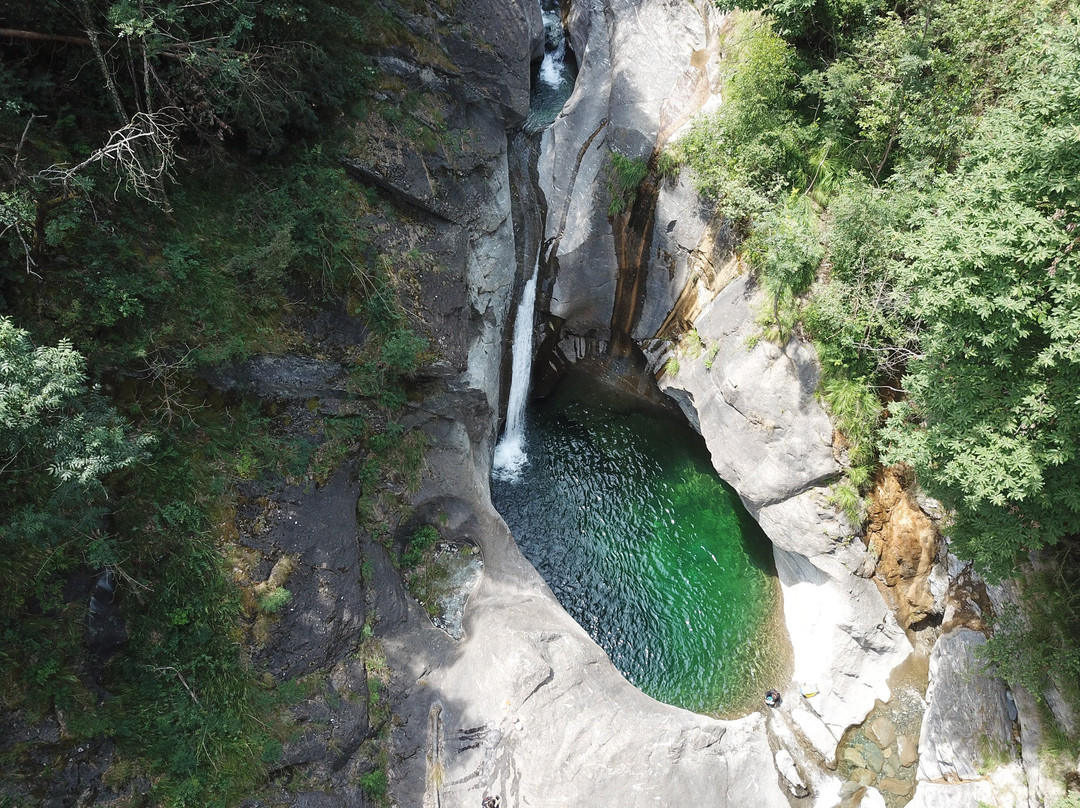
[865,467,939,630]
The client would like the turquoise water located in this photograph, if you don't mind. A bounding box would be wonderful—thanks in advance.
[492,373,785,714]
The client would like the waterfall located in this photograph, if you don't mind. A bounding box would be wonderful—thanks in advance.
[539,8,567,88]
[526,3,576,132]
[492,257,539,483]
[493,0,575,482]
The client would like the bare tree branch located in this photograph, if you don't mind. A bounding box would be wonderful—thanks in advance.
[38,109,183,208]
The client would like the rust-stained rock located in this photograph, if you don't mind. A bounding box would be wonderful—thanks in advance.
[866,467,940,629]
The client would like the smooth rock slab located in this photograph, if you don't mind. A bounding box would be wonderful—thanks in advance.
[540,0,725,337]
[917,628,1016,782]
[776,748,809,798]
[908,762,1029,808]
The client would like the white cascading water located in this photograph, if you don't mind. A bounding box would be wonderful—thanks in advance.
[491,258,540,482]
[538,8,567,87]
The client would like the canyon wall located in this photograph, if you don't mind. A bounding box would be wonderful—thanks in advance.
[261,1,1046,806]
[536,0,912,756]
[339,1,789,805]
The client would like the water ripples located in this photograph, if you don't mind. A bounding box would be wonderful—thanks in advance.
[493,375,786,714]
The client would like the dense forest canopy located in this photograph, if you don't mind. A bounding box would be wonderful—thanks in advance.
[2,2,434,804]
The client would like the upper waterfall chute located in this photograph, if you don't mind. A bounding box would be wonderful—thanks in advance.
[539,8,568,88]
[526,2,576,132]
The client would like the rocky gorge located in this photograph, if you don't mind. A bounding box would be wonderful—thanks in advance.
[218,1,1073,807]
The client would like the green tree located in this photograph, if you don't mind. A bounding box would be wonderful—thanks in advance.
[744,194,822,340]
[0,317,149,611]
[881,12,1080,574]
[680,13,812,223]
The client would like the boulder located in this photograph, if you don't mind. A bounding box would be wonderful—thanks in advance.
[878,776,913,797]
[917,628,1016,783]
[897,734,918,767]
[868,716,897,748]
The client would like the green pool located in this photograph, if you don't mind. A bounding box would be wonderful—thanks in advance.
[492,371,786,714]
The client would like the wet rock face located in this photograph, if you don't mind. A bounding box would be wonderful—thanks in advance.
[203,355,347,401]
[242,470,366,681]
[87,570,127,659]
[865,468,942,629]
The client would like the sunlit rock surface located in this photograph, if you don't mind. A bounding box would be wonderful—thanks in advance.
[655,274,913,750]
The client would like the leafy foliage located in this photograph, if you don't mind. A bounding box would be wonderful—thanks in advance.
[402,525,440,569]
[881,13,1080,573]
[695,0,1080,714]
[606,151,649,216]
[0,318,149,614]
[0,4,440,805]
[744,194,822,340]
[680,13,825,224]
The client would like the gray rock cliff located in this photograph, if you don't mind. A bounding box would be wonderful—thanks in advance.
[532,0,917,771]
[327,1,792,805]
